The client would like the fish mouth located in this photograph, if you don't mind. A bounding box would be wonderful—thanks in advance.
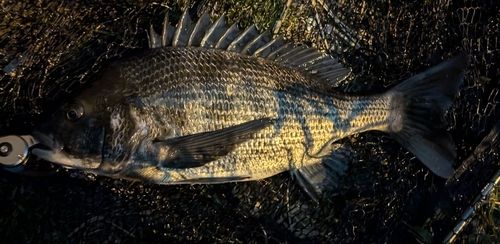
[30,131,93,170]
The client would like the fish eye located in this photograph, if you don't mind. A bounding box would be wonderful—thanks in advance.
[66,105,84,121]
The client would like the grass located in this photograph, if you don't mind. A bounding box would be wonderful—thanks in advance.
[1,0,499,243]
[470,182,500,243]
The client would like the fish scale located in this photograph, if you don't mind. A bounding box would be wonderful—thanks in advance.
[31,11,468,200]
[115,47,390,181]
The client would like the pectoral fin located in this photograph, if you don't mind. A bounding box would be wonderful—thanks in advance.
[155,118,275,168]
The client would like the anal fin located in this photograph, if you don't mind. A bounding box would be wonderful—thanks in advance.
[294,145,351,202]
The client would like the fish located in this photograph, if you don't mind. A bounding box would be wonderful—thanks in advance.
[31,10,469,200]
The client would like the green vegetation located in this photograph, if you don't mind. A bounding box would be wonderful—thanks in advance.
[467,185,500,243]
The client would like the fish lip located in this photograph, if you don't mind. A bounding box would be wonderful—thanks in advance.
[31,130,56,151]
[30,129,106,171]
[30,130,85,169]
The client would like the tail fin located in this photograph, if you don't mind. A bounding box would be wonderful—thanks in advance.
[387,55,469,178]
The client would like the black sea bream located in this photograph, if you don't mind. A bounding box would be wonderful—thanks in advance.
[31,11,469,199]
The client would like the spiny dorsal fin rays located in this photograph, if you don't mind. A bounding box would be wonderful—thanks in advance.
[253,35,285,58]
[227,25,259,53]
[161,13,175,46]
[148,13,175,48]
[150,10,351,86]
[215,22,240,49]
[188,12,212,46]
[148,24,162,48]
[172,11,194,46]
[200,15,227,48]
[241,32,271,55]
[267,43,295,60]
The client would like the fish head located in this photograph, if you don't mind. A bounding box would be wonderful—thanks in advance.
[31,90,137,174]
[31,62,143,174]
[31,98,107,170]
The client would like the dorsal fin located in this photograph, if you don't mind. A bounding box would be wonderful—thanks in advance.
[148,13,176,48]
[241,32,271,55]
[215,23,240,50]
[253,35,285,58]
[228,25,259,53]
[199,15,228,48]
[188,12,212,46]
[172,11,194,46]
[148,10,351,86]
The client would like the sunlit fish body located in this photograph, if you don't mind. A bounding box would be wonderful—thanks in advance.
[31,11,469,199]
